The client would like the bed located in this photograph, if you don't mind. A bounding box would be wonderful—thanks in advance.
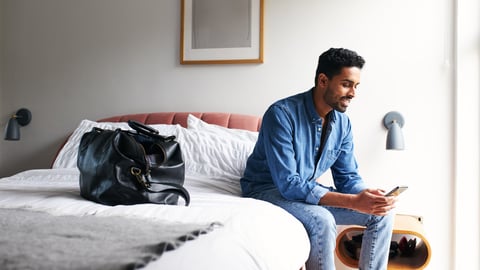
[0,112,310,270]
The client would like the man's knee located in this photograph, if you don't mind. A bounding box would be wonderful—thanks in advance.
[304,207,337,238]
[367,211,395,229]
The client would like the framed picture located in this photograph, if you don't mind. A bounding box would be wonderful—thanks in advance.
[180,0,264,64]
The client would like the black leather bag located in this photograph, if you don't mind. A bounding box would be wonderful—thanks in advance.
[77,120,190,206]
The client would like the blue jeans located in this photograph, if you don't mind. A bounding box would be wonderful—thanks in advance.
[248,188,394,270]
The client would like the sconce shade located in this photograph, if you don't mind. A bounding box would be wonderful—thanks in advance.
[4,108,32,141]
[4,117,21,140]
[386,120,405,150]
[383,111,405,150]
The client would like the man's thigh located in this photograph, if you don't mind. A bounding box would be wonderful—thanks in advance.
[253,188,372,227]
[322,206,372,226]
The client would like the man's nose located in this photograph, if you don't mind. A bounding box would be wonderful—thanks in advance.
[347,87,356,97]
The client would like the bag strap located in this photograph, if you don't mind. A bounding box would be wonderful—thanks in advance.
[146,182,191,206]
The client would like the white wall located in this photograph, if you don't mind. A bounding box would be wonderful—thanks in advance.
[454,0,480,269]
[1,0,478,269]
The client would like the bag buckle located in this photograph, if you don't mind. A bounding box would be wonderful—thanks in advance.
[130,167,151,188]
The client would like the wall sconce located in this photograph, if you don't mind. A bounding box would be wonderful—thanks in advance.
[4,108,32,141]
[383,111,405,150]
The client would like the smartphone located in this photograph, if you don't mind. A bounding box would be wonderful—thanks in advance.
[385,186,408,197]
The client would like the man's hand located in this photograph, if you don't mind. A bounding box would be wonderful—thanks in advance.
[352,189,397,216]
[319,189,397,216]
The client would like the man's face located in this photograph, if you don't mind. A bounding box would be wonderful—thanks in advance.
[322,67,361,113]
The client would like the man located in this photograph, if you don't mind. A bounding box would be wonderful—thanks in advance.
[240,48,396,270]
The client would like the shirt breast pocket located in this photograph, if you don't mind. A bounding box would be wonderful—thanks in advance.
[322,149,342,169]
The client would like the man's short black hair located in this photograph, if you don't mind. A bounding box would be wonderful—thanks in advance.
[314,48,365,86]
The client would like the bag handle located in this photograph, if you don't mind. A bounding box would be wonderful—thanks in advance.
[128,120,176,141]
[128,120,159,134]
[146,182,191,206]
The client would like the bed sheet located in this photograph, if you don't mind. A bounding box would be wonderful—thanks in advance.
[0,168,310,270]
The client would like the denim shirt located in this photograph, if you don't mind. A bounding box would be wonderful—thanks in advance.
[240,88,367,205]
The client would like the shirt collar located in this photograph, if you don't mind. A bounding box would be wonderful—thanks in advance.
[306,87,337,124]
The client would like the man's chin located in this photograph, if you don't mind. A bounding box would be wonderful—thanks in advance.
[334,106,348,113]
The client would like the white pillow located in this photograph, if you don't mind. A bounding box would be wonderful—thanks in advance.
[52,119,179,169]
[187,114,258,143]
[177,117,258,194]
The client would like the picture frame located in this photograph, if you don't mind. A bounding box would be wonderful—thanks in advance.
[180,0,264,64]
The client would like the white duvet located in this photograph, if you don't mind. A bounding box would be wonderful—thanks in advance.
[0,168,310,270]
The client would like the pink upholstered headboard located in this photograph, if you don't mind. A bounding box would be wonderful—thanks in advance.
[51,112,261,168]
[98,112,262,132]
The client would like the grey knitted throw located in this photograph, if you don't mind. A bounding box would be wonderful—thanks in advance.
[0,208,220,270]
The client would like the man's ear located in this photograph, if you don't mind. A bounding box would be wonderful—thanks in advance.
[317,73,329,87]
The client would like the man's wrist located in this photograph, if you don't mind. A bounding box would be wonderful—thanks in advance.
[319,192,357,209]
